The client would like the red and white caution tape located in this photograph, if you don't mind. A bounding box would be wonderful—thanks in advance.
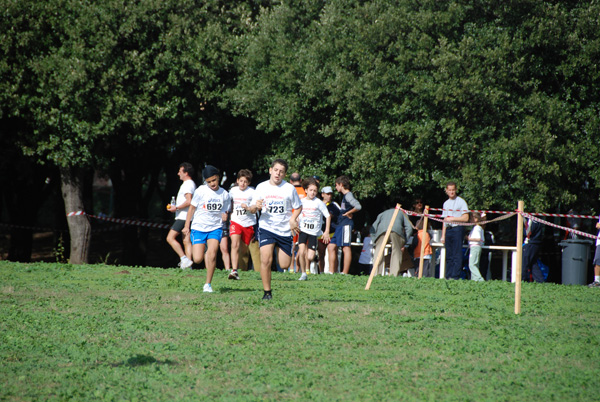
[429,207,599,220]
[402,208,515,227]
[521,212,600,241]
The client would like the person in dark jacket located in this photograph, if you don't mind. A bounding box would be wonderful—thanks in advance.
[522,217,545,283]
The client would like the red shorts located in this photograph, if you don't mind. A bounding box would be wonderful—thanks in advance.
[230,221,255,245]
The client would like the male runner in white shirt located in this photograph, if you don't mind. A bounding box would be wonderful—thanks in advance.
[248,159,302,300]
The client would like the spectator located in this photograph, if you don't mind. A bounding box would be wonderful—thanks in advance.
[467,212,485,281]
[413,218,433,278]
[588,216,600,287]
[521,217,544,283]
[166,162,196,269]
[357,226,373,275]
[330,175,362,275]
[370,205,413,276]
[440,181,469,279]
[318,186,341,273]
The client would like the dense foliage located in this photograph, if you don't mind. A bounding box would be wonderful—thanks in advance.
[230,0,600,210]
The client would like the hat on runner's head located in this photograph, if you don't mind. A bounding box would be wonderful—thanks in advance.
[321,186,333,194]
[202,165,220,180]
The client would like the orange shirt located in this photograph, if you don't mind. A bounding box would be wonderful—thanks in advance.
[413,230,432,259]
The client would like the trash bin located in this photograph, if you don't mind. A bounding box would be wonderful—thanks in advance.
[558,239,593,285]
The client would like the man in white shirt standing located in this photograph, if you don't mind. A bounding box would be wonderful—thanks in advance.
[248,159,302,300]
[440,181,469,279]
[166,162,196,269]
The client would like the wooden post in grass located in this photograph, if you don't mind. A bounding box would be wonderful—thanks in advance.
[515,200,524,314]
[418,206,430,279]
[365,204,401,290]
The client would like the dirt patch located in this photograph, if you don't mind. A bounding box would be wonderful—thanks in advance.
[114,270,131,275]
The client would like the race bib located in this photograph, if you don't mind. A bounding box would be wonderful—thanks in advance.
[302,219,319,231]
[205,202,223,211]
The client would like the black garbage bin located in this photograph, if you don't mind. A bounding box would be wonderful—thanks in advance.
[558,239,593,285]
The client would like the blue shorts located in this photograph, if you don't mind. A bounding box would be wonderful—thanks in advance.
[594,244,600,266]
[258,228,293,257]
[331,224,353,247]
[191,228,223,245]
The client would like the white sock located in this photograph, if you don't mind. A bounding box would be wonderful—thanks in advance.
[595,275,600,283]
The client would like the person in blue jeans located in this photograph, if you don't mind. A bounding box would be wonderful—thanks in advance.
[440,182,469,280]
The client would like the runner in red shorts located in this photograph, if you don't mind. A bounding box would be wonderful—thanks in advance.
[228,169,257,280]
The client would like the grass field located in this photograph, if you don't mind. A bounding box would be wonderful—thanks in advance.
[1,261,599,401]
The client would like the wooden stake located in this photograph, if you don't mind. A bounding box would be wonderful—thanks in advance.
[418,206,430,279]
[515,200,524,314]
[365,204,401,290]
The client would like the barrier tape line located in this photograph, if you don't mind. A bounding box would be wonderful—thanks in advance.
[66,211,171,230]
[429,207,599,220]
[520,212,600,241]
[402,208,516,227]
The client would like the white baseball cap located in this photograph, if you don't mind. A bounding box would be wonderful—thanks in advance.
[321,186,333,194]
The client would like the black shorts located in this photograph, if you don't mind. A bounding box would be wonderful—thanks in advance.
[258,228,293,256]
[298,232,318,251]
[170,219,186,232]
[221,221,230,237]
[594,244,600,266]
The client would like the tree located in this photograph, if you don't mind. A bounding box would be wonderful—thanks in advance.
[1,0,275,263]
[230,0,600,212]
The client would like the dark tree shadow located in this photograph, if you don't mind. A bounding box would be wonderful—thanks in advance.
[111,354,178,367]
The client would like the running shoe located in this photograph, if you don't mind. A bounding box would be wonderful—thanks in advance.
[180,257,193,269]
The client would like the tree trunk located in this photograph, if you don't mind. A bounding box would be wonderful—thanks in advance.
[60,166,91,264]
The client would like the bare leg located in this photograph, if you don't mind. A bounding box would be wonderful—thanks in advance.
[205,239,220,284]
[342,246,352,274]
[328,243,338,273]
[318,240,326,273]
[278,247,292,271]
[298,243,307,274]
[220,237,231,270]
[260,244,275,291]
[166,230,185,258]
[230,234,242,270]
[192,243,206,265]
[306,249,316,273]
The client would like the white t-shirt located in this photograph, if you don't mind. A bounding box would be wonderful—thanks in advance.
[442,196,469,227]
[469,225,484,248]
[251,180,302,237]
[299,196,330,237]
[175,179,196,220]
[358,236,373,264]
[229,186,257,228]
[190,185,230,232]
[596,217,600,246]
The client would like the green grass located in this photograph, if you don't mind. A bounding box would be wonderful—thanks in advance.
[1,261,599,401]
